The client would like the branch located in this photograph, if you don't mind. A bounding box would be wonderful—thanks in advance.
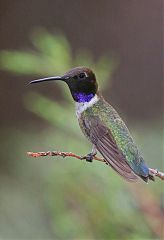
[27,150,164,181]
[148,168,164,180]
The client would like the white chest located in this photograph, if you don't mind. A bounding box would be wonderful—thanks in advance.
[75,94,99,118]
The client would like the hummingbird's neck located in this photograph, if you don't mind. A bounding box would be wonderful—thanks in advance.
[75,94,99,117]
[73,92,95,103]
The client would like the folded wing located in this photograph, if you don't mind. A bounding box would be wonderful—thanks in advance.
[84,117,138,182]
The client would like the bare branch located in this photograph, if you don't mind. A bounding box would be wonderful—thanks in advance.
[149,168,164,180]
[27,151,106,162]
[27,150,164,181]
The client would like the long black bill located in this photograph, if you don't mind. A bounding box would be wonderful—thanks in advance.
[29,76,65,85]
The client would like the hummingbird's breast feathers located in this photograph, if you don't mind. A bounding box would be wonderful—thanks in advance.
[75,94,99,118]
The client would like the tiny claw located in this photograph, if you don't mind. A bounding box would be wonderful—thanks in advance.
[86,153,93,162]
[81,153,95,162]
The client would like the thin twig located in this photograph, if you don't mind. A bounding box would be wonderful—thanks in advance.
[148,168,164,180]
[27,151,164,181]
[27,151,106,162]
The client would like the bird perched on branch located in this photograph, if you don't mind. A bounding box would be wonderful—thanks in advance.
[29,67,154,182]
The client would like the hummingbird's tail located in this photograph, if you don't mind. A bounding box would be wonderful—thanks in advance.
[132,157,155,182]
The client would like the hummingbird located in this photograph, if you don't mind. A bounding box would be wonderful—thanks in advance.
[29,67,154,182]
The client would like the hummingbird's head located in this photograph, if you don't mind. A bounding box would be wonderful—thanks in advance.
[63,67,98,102]
[29,67,98,103]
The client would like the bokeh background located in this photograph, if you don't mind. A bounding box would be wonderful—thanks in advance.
[0,1,163,239]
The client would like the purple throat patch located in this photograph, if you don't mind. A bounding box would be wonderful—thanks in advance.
[73,92,94,102]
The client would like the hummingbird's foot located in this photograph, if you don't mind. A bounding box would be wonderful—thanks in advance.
[81,151,97,162]
[81,145,97,162]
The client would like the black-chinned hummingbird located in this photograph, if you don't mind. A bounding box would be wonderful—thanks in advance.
[29,67,154,182]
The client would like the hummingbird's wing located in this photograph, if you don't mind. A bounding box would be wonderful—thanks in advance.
[85,117,138,182]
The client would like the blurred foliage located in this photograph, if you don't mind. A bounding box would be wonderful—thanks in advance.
[0,29,163,239]
[0,28,116,87]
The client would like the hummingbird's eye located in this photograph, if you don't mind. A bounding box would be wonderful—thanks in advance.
[74,75,78,80]
[79,73,86,79]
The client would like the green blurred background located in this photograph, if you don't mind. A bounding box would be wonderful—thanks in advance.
[0,1,163,239]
